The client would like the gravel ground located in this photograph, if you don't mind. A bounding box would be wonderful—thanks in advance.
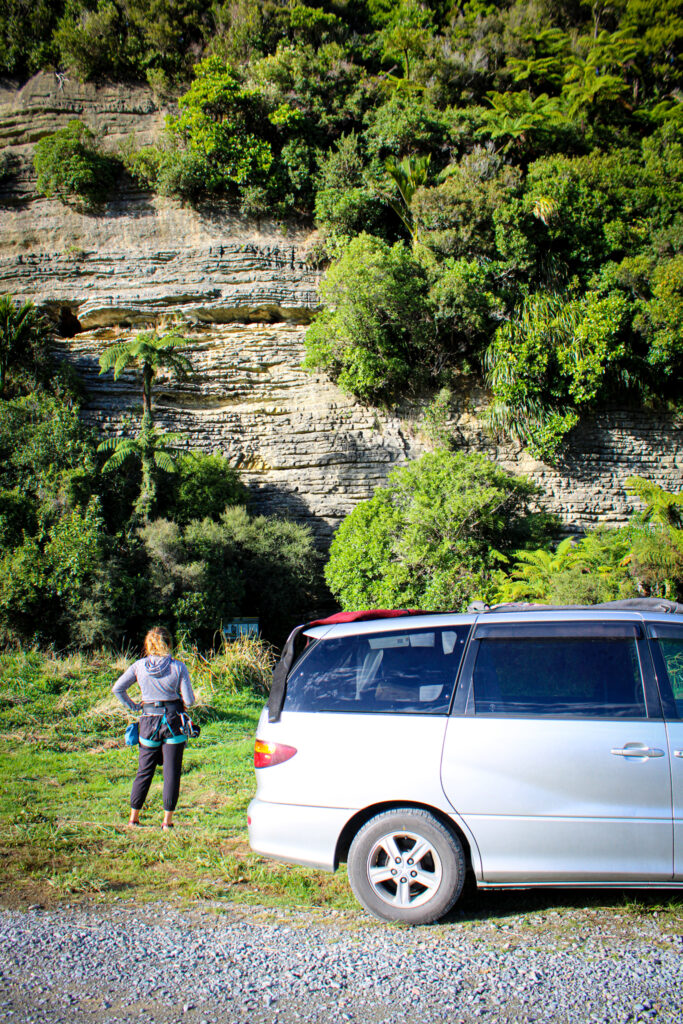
[1,899,682,1024]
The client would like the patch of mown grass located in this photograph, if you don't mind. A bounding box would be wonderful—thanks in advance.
[0,643,355,913]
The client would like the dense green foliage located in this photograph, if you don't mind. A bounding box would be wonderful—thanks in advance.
[493,477,683,603]
[0,297,320,649]
[325,449,556,611]
[33,120,121,206]
[139,508,319,646]
[327,448,683,611]
[0,295,50,395]
[303,233,431,401]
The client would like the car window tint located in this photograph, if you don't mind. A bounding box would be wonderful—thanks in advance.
[284,627,469,714]
[472,637,645,717]
[658,638,683,716]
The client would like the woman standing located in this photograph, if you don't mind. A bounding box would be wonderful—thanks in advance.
[113,627,195,829]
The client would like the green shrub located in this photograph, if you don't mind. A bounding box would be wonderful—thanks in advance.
[139,506,320,645]
[314,134,387,253]
[304,233,430,403]
[0,0,61,78]
[642,256,683,377]
[325,450,555,612]
[53,0,212,82]
[484,290,630,461]
[164,56,273,196]
[121,144,165,190]
[157,452,247,525]
[33,120,120,206]
[364,92,450,164]
[53,1,126,80]
[0,488,36,547]
[412,156,522,261]
[428,257,502,358]
[155,146,216,200]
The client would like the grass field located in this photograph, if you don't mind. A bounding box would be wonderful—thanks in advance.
[0,641,353,911]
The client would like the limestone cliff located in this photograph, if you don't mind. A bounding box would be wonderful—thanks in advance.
[1,73,681,542]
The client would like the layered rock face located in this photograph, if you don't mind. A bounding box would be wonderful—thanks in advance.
[1,73,682,542]
[64,323,424,542]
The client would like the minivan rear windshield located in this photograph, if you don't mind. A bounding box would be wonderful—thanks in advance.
[283,626,470,714]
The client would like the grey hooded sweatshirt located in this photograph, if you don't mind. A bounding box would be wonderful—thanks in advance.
[112,656,195,712]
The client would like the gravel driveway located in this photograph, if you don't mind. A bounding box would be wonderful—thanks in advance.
[1,896,682,1024]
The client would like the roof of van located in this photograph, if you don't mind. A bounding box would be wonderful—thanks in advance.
[302,598,683,639]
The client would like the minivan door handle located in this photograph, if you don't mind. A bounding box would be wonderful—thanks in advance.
[611,745,665,758]
[674,751,683,758]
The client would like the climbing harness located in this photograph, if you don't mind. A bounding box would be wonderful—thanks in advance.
[139,710,186,749]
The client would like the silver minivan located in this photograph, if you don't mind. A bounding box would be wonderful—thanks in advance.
[248,601,683,924]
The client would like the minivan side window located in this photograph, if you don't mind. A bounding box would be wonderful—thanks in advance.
[284,627,469,714]
[472,637,646,717]
[658,638,683,716]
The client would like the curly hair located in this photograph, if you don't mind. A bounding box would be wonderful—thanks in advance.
[143,626,172,657]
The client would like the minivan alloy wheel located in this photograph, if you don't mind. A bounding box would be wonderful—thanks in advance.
[348,808,466,924]
[367,829,443,908]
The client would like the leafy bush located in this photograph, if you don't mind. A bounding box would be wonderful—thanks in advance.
[53,1,126,81]
[304,233,430,403]
[33,120,120,206]
[412,156,522,261]
[484,290,630,461]
[325,450,556,612]
[157,452,247,525]
[53,0,212,82]
[0,0,61,78]
[314,134,386,253]
[162,57,273,198]
[642,256,683,376]
[139,506,320,645]
[428,257,502,358]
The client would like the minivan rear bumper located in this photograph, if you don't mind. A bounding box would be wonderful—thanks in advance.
[248,798,352,871]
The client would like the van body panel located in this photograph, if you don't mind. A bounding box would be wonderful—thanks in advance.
[441,717,673,881]
[253,707,452,813]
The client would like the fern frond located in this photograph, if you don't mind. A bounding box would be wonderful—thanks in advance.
[153,452,177,473]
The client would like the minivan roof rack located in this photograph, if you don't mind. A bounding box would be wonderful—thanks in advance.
[467,598,683,615]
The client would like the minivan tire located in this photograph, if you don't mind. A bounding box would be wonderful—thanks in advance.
[348,808,466,924]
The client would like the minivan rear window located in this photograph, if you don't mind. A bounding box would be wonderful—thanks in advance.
[283,627,469,714]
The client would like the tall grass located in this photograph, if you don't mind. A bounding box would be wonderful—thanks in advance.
[0,636,276,746]
[176,634,275,706]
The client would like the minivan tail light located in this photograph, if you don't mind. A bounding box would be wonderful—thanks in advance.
[254,739,297,768]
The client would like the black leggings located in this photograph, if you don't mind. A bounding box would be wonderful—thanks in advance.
[130,742,185,812]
